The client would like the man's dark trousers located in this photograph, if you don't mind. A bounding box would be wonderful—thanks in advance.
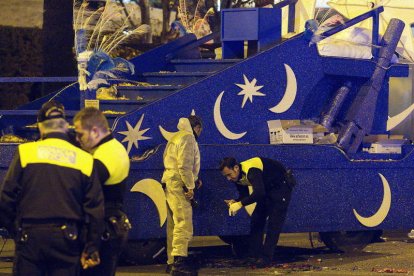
[14,224,81,276]
[249,186,292,260]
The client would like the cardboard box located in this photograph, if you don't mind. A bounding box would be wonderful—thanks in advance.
[267,120,327,144]
[363,134,408,154]
[283,125,313,144]
[369,143,402,154]
[363,134,405,143]
[268,120,283,144]
[367,139,408,154]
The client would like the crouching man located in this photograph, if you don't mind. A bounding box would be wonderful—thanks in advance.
[220,156,294,267]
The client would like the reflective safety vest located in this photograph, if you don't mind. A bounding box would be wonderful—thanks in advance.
[239,157,263,186]
[92,138,130,186]
[20,138,93,176]
[14,136,102,222]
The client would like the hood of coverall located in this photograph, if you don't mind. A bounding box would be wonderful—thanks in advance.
[177,118,193,134]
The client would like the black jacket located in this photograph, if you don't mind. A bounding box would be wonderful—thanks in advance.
[235,157,288,206]
[0,132,104,248]
[91,134,130,217]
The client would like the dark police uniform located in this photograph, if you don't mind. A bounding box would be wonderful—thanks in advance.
[0,132,104,276]
[82,134,131,276]
[235,157,293,261]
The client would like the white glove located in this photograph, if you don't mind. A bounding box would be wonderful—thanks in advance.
[228,201,243,216]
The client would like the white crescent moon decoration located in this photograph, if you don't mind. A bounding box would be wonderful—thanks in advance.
[214,91,247,140]
[387,103,414,131]
[131,179,167,227]
[353,173,391,227]
[269,63,297,114]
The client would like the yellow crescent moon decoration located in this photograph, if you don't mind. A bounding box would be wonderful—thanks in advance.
[159,110,197,141]
[159,125,177,141]
[353,173,391,227]
[131,179,167,227]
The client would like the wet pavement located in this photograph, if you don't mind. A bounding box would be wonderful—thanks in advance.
[1,231,414,275]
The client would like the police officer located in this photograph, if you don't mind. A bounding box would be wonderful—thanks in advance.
[0,100,104,276]
[162,115,202,276]
[219,157,294,267]
[74,107,131,276]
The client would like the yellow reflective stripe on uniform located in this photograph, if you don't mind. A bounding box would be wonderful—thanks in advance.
[239,157,264,185]
[240,157,263,175]
[92,139,129,185]
[19,138,93,176]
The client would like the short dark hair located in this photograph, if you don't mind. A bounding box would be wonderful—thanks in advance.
[74,107,109,132]
[188,115,202,128]
[219,157,238,171]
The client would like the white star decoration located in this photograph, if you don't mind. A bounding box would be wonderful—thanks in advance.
[118,114,151,153]
[235,74,265,108]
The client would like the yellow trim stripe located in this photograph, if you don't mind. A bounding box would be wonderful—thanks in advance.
[93,139,130,185]
[19,139,93,176]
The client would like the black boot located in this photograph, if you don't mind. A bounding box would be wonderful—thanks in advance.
[171,256,198,276]
[166,264,173,274]
[243,256,272,268]
[255,256,272,268]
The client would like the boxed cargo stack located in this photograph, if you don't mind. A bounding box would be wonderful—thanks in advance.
[363,135,409,154]
[267,120,328,144]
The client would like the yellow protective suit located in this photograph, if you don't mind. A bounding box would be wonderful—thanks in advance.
[162,118,200,265]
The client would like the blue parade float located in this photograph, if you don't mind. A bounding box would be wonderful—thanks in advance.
[0,0,413,262]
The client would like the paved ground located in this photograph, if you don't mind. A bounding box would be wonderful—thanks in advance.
[1,231,414,275]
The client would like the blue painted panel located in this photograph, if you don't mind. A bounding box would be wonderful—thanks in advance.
[113,33,408,157]
[258,8,282,49]
[112,36,328,155]
[169,59,240,72]
[130,34,199,75]
[221,8,282,58]
[222,9,260,41]
[222,41,245,59]
[122,144,414,239]
[108,27,412,237]
[0,4,412,241]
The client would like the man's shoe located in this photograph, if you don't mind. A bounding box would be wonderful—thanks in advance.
[242,257,258,266]
[242,256,272,267]
[166,264,173,274]
[171,267,198,276]
[171,256,198,276]
[171,270,197,276]
[255,257,272,268]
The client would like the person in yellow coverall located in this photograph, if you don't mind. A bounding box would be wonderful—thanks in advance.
[162,115,202,276]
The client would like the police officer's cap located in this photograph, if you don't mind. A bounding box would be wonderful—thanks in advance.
[37,100,66,123]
